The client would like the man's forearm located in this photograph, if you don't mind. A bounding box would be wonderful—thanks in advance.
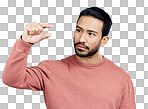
[2,36,33,86]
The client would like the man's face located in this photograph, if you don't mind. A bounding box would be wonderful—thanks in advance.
[73,16,104,57]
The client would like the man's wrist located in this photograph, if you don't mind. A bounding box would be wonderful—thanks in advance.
[20,35,34,45]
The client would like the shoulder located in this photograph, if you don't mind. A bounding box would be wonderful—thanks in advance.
[105,57,132,90]
[37,55,72,68]
[105,57,129,78]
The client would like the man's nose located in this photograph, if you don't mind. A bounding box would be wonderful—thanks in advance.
[79,32,87,42]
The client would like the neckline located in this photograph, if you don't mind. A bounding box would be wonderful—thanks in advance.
[71,54,106,68]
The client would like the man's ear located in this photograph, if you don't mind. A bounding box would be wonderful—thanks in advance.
[100,36,109,46]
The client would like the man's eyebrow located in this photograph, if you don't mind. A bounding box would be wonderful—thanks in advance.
[76,25,82,29]
[76,25,98,34]
[87,30,98,34]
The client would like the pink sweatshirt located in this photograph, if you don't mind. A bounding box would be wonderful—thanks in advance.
[2,35,136,109]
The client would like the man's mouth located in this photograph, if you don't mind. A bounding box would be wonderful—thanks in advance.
[77,45,86,49]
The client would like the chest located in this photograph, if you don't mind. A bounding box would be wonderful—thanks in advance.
[45,70,123,109]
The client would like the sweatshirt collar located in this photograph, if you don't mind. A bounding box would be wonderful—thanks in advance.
[71,54,106,68]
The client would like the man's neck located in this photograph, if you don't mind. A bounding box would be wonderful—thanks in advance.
[75,54,103,64]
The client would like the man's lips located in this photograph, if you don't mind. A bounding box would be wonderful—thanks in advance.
[77,45,87,49]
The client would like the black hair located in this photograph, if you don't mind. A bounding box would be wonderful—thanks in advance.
[76,7,112,39]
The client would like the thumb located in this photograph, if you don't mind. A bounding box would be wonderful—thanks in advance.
[41,33,52,39]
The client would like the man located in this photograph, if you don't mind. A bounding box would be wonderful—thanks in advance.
[2,7,136,109]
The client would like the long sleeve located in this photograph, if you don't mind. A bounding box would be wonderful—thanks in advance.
[119,73,136,109]
[2,35,50,91]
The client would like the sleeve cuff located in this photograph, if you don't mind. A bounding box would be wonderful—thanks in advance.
[16,35,34,54]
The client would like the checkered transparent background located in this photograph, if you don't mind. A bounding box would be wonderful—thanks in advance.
[0,0,148,109]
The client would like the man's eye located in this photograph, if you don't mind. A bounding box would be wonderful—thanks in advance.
[76,29,81,32]
[89,33,95,36]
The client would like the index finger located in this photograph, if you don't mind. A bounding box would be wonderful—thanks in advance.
[40,23,53,29]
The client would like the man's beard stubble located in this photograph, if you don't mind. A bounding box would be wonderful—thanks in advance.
[73,38,102,58]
